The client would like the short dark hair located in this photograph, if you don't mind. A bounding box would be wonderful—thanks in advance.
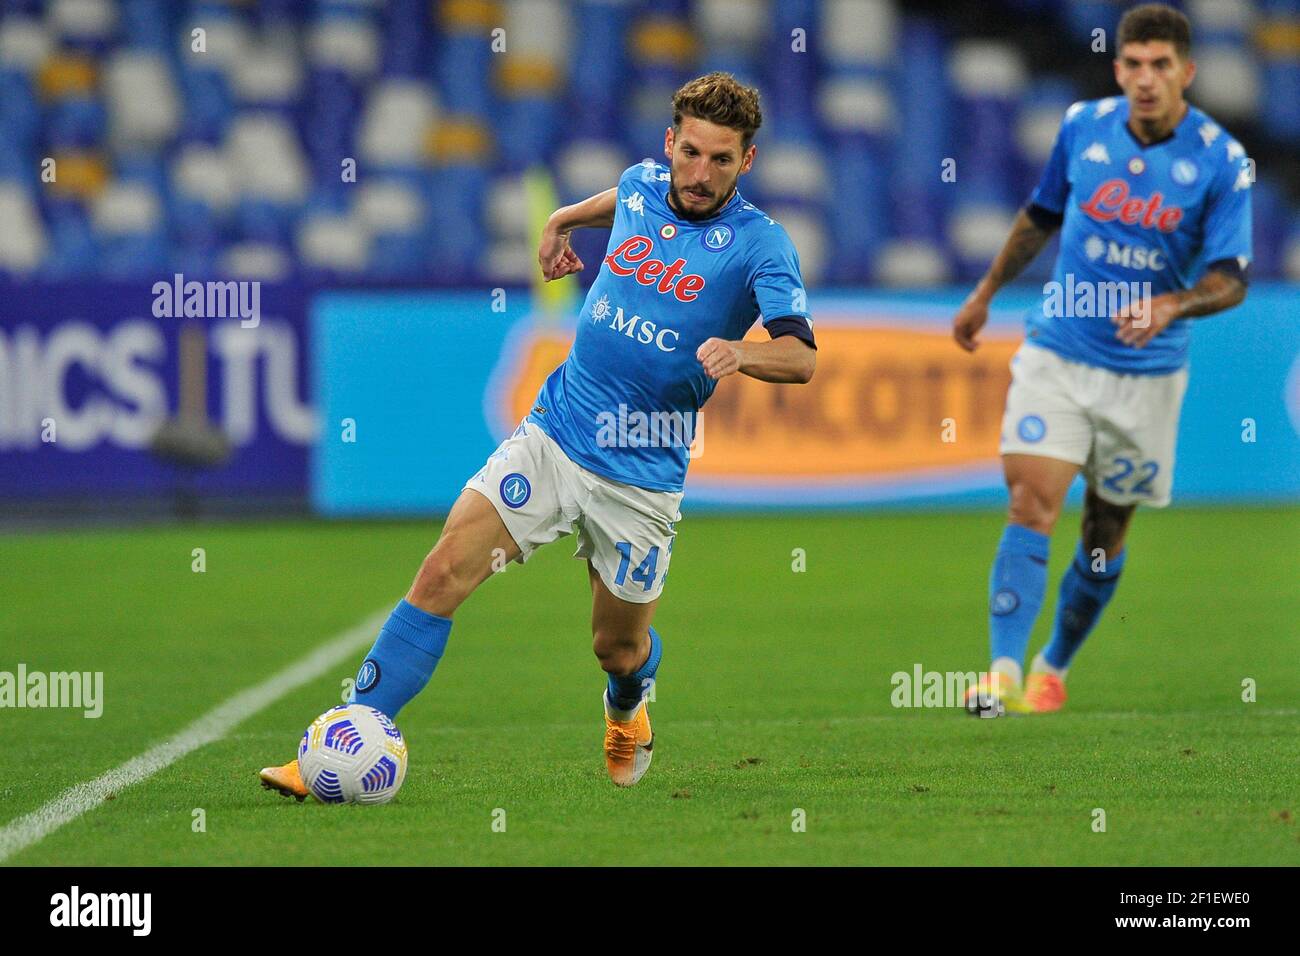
[672,72,763,150]
[1117,3,1192,60]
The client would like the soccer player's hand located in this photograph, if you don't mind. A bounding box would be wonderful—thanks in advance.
[538,228,584,281]
[1112,293,1180,348]
[697,337,742,379]
[952,294,990,352]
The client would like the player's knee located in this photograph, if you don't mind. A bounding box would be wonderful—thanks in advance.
[1006,480,1060,534]
[592,629,641,677]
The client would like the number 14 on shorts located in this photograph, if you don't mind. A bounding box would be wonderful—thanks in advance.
[614,541,661,592]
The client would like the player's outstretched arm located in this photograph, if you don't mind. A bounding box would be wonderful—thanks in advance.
[1111,269,1248,348]
[697,335,815,384]
[538,187,618,281]
[953,208,1058,352]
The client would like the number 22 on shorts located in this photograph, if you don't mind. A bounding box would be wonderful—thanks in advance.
[1103,456,1159,496]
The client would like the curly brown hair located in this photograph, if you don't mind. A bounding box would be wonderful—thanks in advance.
[671,72,763,149]
[1118,3,1192,60]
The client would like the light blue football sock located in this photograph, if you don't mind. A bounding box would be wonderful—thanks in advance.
[988,524,1050,675]
[1042,540,1126,671]
[607,626,662,713]
[350,600,451,719]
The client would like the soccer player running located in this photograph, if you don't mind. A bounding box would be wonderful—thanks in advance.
[952,3,1251,716]
[260,72,816,794]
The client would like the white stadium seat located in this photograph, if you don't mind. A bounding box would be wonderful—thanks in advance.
[358,80,440,168]
[104,51,182,151]
[226,114,310,203]
[0,183,48,273]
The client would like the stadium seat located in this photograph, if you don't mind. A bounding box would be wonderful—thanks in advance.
[0,0,1291,281]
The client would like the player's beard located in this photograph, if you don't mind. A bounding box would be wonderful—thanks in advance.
[668,174,736,221]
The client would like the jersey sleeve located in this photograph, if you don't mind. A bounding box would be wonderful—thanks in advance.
[1027,101,1084,214]
[1198,140,1253,271]
[747,224,815,349]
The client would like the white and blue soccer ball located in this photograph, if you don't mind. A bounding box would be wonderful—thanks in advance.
[298,704,408,805]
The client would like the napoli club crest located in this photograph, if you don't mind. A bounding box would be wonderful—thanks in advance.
[1017,415,1046,443]
[991,589,1020,615]
[1171,159,1198,185]
[356,659,380,692]
[500,473,531,508]
[702,224,733,251]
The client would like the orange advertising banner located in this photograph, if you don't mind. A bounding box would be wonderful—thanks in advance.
[500,318,1020,485]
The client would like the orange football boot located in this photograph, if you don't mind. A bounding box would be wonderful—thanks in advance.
[963,670,1031,717]
[259,759,309,801]
[603,693,654,787]
[1024,672,1067,713]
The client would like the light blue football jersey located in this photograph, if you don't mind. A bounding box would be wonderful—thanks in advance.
[1026,96,1252,374]
[527,160,815,492]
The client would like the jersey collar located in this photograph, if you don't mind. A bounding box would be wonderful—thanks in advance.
[1120,98,1194,150]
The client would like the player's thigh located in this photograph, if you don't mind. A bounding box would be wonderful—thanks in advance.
[435,486,521,570]
[462,420,581,564]
[999,343,1091,528]
[1085,368,1189,509]
[406,488,521,612]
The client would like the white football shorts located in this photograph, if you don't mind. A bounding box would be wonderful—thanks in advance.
[464,420,682,603]
[999,341,1190,507]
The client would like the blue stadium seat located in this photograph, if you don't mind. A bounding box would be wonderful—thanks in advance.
[0,0,1292,281]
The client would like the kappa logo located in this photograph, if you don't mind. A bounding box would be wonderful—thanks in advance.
[1232,163,1253,192]
[604,235,707,302]
[622,192,645,215]
[1081,142,1110,164]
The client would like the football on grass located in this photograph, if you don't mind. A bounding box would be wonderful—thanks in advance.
[298,704,408,805]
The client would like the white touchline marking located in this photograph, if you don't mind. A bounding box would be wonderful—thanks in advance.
[0,609,387,864]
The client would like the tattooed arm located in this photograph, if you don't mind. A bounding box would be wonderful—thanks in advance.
[952,208,1058,353]
[1111,268,1248,348]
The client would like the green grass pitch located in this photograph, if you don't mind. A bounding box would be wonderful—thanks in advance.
[1,507,1296,866]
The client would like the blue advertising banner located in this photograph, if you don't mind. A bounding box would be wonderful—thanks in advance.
[0,282,315,500]
[310,284,1300,514]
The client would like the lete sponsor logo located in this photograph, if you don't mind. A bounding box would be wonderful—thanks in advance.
[603,236,707,302]
[1078,179,1184,233]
